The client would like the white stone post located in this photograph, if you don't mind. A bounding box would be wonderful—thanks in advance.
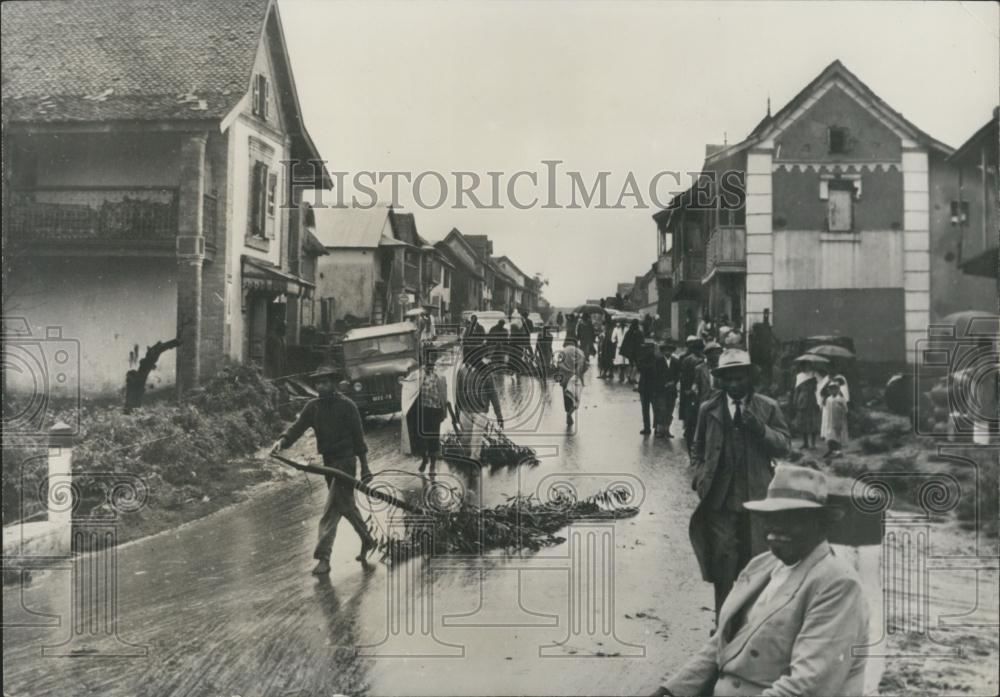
[744,148,774,326]
[47,421,75,557]
[902,149,931,364]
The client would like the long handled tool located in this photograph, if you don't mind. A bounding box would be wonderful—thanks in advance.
[269,452,428,515]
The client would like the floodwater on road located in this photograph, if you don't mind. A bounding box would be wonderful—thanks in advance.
[3,359,714,697]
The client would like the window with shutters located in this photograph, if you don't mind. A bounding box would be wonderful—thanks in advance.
[251,74,269,120]
[249,160,269,240]
[265,171,278,238]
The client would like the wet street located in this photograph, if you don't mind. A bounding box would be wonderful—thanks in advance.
[3,357,711,697]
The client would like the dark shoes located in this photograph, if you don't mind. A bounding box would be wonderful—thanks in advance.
[640,429,651,435]
[312,559,331,575]
[357,537,376,563]
[419,456,428,473]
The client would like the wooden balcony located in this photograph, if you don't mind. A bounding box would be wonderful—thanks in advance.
[673,254,706,284]
[703,225,745,283]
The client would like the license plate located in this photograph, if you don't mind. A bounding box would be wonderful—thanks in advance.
[372,394,390,402]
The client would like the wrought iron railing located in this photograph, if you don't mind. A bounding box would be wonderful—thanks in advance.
[8,187,179,244]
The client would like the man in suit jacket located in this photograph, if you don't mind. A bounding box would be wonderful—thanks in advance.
[689,349,791,616]
[655,338,681,439]
[658,465,869,697]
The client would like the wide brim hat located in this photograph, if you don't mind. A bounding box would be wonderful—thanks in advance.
[685,334,704,347]
[309,364,340,381]
[744,464,844,518]
[704,341,723,353]
[711,348,752,374]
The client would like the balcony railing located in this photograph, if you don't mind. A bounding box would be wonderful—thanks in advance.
[8,187,179,248]
[703,226,746,281]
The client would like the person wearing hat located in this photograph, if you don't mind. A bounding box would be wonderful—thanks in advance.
[636,338,660,435]
[654,338,680,438]
[694,341,724,408]
[679,335,706,452]
[687,348,791,617]
[659,465,868,697]
[272,365,376,575]
[462,314,485,362]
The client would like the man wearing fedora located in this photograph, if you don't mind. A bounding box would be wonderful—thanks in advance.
[658,465,868,697]
[273,366,376,575]
[688,348,791,616]
[679,335,706,452]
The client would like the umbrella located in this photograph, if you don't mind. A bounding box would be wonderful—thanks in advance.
[793,354,830,365]
[405,307,426,317]
[574,304,604,315]
[939,310,999,338]
[808,344,855,360]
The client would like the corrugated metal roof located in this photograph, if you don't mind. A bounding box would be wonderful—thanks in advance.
[309,205,390,248]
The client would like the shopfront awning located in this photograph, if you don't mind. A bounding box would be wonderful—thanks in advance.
[242,256,315,297]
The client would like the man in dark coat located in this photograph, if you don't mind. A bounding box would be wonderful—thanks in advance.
[655,338,680,438]
[463,314,485,362]
[688,349,791,618]
[273,367,375,575]
[636,339,659,435]
[679,335,706,452]
[577,314,596,364]
[749,308,780,393]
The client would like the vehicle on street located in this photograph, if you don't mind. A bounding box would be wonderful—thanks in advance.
[528,312,544,331]
[341,322,419,416]
[475,310,508,333]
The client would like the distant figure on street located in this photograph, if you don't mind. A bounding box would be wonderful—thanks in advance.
[621,318,644,385]
[463,314,485,362]
[697,313,715,342]
[577,314,596,364]
[679,336,706,451]
[557,337,587,426]
[611,318,628,382]
[749,308,779,392]
[694,341,724,407]
[684,308,697,340]
[656,339,681,438]
[642,313,654,338]
[598,316,617,379]
[717,314,732,346]
[660,465,867,697]
[412,349,449,474]
[688,349,791,616]
[564,313,578,346]
[793,361,824,450]
[537,325,554,377]
[264,320,287,378]
[556,311,564,333]
[273,366,375,575]
[820,375,850,456]
[508,316,531,377]
[486,318,509,366]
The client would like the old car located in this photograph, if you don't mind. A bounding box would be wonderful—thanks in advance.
[341,322,419,416]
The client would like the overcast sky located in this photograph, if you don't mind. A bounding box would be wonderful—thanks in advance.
[281,0,999,307]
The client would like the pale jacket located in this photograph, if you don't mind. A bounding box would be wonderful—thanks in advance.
[665,542,869,697]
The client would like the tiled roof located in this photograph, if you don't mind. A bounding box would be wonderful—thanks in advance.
[1,0,271,122]
[388,210,428,246]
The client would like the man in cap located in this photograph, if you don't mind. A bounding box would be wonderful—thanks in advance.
[273,366,376,575]
[679,335,706,452]
[688,349,791,616]
[659,464,868,697]
[694,341,724,407]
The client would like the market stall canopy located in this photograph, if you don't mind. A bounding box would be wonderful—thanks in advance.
[574,304,604,315]
[405,307,427,317]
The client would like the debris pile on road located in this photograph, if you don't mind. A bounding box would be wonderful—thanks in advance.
[440,422,539,468]
[375,486,638,563]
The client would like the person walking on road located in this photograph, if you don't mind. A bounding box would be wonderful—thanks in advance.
[659,465,866,697]
[462,314,485,362]
[536,325,554,378]
[455,346,504,460]
[577,314,596,366]
[656,338,680,438]
[637,338,659,435]
[557,337,587,426]
[272,366,376,576]
[611,318,628,382]
[792,360,823,450]
[597,315,616,379]
[679,336,706,452]
[414,349,449,474]
[621,318,644,385]
[687,349,791,617]
[694,341,723,406]
[556,311,564,334]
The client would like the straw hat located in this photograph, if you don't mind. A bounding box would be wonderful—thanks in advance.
[711,348,752,374]
[744,464,843,518]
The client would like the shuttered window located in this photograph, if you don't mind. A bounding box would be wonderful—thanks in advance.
[827,181,854,232]
[249,161,269,238]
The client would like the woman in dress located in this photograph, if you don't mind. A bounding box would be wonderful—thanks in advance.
[820,375,850,455]
[611,318,628,382]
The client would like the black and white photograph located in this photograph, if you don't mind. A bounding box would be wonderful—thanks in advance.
[2,1,998,695]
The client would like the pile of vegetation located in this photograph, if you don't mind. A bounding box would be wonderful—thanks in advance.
[376,486,637,563]
[2,363,284,525]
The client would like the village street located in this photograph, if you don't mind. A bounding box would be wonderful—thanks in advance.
[2,356,711,697]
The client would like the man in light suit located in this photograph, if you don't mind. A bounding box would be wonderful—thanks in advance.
[657,465,869,697]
